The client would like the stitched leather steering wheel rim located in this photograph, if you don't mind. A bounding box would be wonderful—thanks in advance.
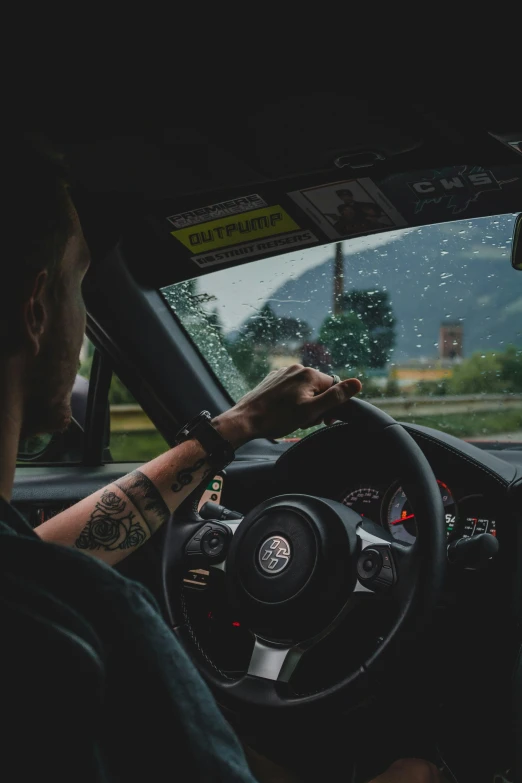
[162,398,446,715]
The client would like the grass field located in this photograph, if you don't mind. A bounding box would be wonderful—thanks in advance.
[286,408,522,443]
[110,431,170,462]
[396,409,522,439]
[108,409,522,462]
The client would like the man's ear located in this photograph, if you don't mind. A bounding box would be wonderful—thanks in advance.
[24,270,49,357]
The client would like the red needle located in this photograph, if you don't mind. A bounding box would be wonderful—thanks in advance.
[390,513,415,526]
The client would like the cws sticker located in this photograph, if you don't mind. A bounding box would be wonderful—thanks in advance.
[408,165,519,215]
[171,205,300,253]
[167,194,266,229]
[288,178,406,241]
[192,229,318,269]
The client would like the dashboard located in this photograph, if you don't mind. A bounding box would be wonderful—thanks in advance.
[341,480,498,546]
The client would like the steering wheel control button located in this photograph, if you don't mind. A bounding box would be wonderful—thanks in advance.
[258,536,292,575]
[357,548,382,581]
[380,549,393,569]
[185,524,231,562]
[192,524,212,542]
[375,567,394,586]
[201,527,227,558]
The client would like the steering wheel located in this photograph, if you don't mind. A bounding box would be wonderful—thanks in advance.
[162,398,446,714]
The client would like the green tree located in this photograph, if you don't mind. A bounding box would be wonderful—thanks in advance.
[274,314,312,344]
[448,352,506,394]
[228,340,270,388]
[237,304,311,348]
[109,374,136,405]
[415,379,449,396]
[318,312,368,371]
[164,279,247,398]
[342,290,396,368]
[499,345,522,392]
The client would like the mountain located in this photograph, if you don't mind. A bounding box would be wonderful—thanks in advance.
[246,216,522,362]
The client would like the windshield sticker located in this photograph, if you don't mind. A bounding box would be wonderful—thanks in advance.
[167,194,267,229]
[171,205,300,253]
[288,178,406,241]
[407,165,519,216]
[191,229,318,269]
[508,141,522,156]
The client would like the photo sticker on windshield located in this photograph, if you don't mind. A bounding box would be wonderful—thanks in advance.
[171,205,300,253]
[166,194,267,229]
[288,178,407,241]
[191,229,318,269]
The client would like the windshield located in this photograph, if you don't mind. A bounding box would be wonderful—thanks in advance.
[162,214,522,446]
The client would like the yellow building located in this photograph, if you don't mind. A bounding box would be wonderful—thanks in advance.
[392,364,455,392]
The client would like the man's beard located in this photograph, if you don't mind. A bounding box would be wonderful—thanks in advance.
[21,320,79,439]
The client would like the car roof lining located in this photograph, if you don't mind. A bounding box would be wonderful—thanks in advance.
[47,97,521,287]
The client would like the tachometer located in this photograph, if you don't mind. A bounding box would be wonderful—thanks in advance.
[342,487,382,524]
[385,480,456,545]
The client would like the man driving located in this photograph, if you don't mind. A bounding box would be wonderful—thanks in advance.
[0,137,441,782]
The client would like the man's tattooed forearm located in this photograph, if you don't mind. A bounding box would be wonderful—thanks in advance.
[75,489,149,552]
[171,458,206,492]
[116,470,170,528]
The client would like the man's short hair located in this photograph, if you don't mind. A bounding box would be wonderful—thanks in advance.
[1,135,73,354]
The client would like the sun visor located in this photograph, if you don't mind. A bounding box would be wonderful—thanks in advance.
[122,151,522,289]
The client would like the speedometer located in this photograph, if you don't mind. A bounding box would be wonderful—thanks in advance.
[342,487,382,524]
[385,480,456,545]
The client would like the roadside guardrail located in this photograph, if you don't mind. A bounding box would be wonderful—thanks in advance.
[110,395,522,431]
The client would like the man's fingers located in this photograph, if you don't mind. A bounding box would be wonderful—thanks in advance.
[306,377,362,418]
[297,366,343,395]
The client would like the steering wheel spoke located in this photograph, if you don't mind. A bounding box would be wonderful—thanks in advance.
[208,519,241,572]
[354,521,412,593]
[247,637,303,682]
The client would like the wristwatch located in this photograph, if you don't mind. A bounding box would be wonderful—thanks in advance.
[174,410,235,470]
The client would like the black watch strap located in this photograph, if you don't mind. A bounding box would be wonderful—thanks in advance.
[175,411,235,470]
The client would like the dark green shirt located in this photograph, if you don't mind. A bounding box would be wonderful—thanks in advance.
[0,497,255,782]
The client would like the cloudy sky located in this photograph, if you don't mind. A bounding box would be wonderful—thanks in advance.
[196,229,411,332]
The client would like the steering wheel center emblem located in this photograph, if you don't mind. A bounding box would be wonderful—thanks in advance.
[258,536,291,574]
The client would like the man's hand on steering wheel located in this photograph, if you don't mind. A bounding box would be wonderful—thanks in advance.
[212,364,362,449]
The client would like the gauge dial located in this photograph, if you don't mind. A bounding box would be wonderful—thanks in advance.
[342,487,382,523]
[386,480,456,545]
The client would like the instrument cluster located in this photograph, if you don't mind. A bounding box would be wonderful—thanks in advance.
[341,481,497,544]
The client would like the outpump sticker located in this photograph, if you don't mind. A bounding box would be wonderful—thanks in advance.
[171,204,300,253]
[288,178,407,240]
[191,229,318,269]
[167,194,267,229]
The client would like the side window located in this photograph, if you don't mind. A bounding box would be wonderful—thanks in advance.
[108,373,170,462]
[17,337,170,465]
[17,336,94,464]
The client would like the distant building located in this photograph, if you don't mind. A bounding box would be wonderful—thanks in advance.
[439,322,463,360]
[393,362,454,391]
